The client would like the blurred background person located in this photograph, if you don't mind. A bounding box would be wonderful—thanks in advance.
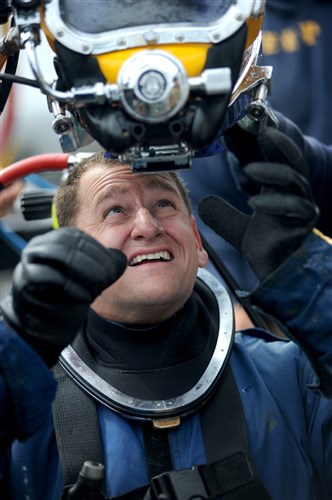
[263,0,332,143]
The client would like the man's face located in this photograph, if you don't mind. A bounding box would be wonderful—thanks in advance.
[74,162,208,323]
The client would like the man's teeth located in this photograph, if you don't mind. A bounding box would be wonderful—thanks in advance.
[129,251,171,266]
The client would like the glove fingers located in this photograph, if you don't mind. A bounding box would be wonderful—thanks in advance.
[68,238,127,295]
[258,127,309,178]
[198,195,249,251]
[21,228,127,297]
[13,264,95,304]
[249,193,319,224]
[244,162,313,200]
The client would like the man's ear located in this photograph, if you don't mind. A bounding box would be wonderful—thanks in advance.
[191,216,208,268]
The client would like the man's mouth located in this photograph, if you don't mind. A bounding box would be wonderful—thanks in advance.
[129,251,173,266]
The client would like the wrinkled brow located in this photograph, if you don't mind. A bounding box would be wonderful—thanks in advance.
[95,175,180,207]
[144,176,179,197]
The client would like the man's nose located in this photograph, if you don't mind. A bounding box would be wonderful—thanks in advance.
[131,208,164,240]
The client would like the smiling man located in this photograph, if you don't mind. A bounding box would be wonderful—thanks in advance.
[1,148,332,500]
[61,154,208,324]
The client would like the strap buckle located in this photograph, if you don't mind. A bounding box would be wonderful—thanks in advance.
[146,465,212,500]
[144,451,271,500]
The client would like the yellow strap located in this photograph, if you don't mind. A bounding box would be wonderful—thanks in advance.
[313,227,332,245]
[51,202,59,229]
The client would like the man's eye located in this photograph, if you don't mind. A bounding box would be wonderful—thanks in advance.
[105,206,124,217]
[157,200,175,209]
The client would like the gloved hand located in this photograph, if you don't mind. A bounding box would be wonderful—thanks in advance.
[198,127,319,281]
[1,227,127,366]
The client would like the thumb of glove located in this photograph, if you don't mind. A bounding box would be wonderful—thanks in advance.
[198,195,249,252]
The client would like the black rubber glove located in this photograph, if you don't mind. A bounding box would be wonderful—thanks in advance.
[1,227,127,366]
[198,128,319,281]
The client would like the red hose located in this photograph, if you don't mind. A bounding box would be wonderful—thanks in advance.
[0,153,70,188]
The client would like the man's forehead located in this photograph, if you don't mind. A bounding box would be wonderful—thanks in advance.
[81,162,181,198]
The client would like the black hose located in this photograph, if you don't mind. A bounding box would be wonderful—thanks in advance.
[0,46,19,113]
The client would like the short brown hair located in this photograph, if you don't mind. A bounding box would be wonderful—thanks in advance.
[54,151,192,227]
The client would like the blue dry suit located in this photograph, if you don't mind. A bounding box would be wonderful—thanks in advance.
[0,230,331,500]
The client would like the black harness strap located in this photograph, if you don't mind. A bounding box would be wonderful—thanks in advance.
[199,367,271,499]
[52,363,104,487]
[52,363,270,499]
[141,422,173,480]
